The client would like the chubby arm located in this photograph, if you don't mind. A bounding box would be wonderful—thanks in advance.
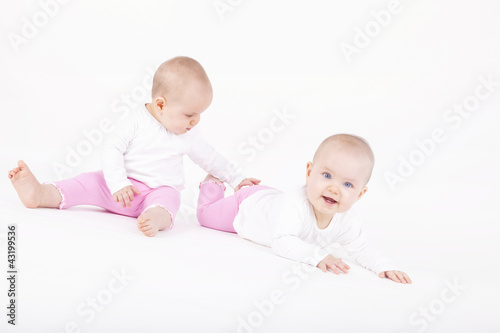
[101,114,138,203]
[271,234,329,266]
[336,219,395,274]
[271,197,335,267]
[336,217,411,283]
[186,128,246,189]
[271,224,351,274]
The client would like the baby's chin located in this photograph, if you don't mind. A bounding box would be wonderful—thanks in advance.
[171,128,190,135]
[314,200,350,216]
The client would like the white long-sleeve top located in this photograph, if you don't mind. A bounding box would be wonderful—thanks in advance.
[233,186,397,275]
[101,105,244,194]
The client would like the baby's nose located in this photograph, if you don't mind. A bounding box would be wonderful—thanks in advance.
[328,183,340,194]
[190,115,200,126]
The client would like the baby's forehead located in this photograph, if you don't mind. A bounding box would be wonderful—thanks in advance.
[317,144,372,173]
[319,149,366,167]
[318,141,367,160]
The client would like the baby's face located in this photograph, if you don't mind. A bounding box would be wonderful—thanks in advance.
[156,83,212,135]
[306,144,371,226]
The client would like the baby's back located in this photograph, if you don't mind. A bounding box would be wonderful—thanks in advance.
[233,188,284,246]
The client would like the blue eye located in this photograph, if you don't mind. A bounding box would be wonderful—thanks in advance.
[322,173,331,179]
[344,182,353,188]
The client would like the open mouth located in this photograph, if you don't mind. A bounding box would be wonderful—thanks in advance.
[322,196,337,206]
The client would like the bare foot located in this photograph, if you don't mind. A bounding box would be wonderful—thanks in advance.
[8,160,60,208]
[137,206,172,237]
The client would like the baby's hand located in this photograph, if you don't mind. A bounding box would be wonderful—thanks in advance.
[234,178,261,191]
[317,254,350,274]
[379,270,412,284]
[112,185,141,208]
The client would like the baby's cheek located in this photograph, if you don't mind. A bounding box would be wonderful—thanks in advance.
[339,195,351,210]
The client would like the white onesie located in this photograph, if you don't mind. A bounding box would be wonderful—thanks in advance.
[102,105,244,194]
[233,186,397,275]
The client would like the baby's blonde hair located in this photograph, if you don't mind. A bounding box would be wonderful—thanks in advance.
[152,56,212,100]
[313,134,375,182]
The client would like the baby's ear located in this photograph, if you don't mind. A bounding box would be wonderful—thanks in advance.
[306,162,313,177]
[155,97,167,110]
[357,186,368,200]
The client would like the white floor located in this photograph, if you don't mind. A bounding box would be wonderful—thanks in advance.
[1,166,499,333]
[2,1,500,331]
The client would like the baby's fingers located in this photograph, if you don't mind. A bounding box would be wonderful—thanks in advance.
[398,272,412,284]
[317,262,328,273]
[125,188,136,205]
[118,194,127,207]
[386,271,405,283]
[335,261,350,274]
[325,262,342,275]
[249,178,261,185]
[122,191,132,207]
[112,192,125,207]
[385,271,398,282]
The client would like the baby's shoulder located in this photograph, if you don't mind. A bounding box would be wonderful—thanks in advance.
[113,106,146,129]
[280,187,310,213]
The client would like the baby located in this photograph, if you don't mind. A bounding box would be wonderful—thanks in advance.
[197,134,412,283]
[8,56,259,237]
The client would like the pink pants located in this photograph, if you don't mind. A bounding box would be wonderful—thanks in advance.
[51,171,180,224]
[197,182,272,233]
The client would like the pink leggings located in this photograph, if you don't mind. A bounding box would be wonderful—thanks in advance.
[197,182,272,233]
[51,171,180,224]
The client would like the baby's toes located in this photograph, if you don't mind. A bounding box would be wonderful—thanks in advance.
[140,223,152,231]
[144,229,157,237]
[137,215,151,231]
[141,224,157,237]
[8,170,18,180]
[140,225,154,236]
[137,212,149,224]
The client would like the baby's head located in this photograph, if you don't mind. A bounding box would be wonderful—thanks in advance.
[148,56,213,135]
[305,134,375,225]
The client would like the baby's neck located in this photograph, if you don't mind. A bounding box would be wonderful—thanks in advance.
[145,103,161,123]
[316,215,334,230]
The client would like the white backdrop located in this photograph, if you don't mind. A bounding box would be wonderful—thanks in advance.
[1,1,499,332]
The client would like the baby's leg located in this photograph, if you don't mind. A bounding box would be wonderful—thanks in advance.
[51,171,120,210]
[197,175,238,233]
[8,160,62,208]
[137,186,180,237]
[197,175,274,233]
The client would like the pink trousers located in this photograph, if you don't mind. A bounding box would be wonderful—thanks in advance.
[197,182,272,233]
[51,171,180,224]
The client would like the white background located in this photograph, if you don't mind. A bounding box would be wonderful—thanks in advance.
[1,1,499,332]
